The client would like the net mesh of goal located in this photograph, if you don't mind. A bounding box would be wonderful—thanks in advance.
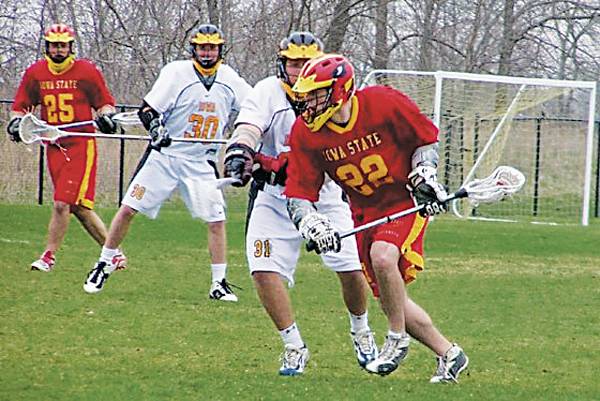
[363,70,597,225]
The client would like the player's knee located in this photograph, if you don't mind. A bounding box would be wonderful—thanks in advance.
[53,201,71,215]
[118,205,138,219]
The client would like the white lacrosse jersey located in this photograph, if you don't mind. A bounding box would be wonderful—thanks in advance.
[144,60,251,161]
[235,76,343,203]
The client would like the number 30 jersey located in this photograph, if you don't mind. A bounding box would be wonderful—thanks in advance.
[285,85,439,221]
[144,60,251,161]
[12,59,115,145]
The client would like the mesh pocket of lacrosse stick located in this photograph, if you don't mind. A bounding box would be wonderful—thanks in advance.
[461,166,526,206]
[19,114,63,144]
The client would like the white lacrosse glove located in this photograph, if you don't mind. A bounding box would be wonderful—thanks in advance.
[298,212,341,254]
[407,166,449,217]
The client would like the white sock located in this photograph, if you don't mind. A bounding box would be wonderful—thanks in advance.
[99,246,118,273]
[349,311,369,334]
[387,329,408,339]
[100,246,118,263]
[279,322,304,348]
[211,263,227,282]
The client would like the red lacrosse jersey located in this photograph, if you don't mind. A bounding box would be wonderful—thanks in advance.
[285,85,438,223]
[12,58,115,145]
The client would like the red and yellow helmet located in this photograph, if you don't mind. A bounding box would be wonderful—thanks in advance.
[44,24,75,43]
[292,54,355,131]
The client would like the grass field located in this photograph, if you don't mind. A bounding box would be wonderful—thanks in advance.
[1,198,600,401]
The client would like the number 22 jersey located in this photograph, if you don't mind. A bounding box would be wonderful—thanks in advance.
[285,85,439,222]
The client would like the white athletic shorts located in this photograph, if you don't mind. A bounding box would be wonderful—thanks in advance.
[246,188,361,286]
[121,149,226,222]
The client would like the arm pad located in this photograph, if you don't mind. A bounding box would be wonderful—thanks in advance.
[138,103,160,131]
[287,197,317,229]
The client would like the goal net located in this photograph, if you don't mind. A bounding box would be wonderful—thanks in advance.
[363,70,597,225]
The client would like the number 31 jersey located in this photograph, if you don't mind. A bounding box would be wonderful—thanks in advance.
[144,60,251,161]
[285,85,439,221]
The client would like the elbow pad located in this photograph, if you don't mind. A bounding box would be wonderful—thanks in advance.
[138,103,160,131]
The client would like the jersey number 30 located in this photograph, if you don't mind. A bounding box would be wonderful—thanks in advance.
[336,154,394,196]
[185,114,219,139]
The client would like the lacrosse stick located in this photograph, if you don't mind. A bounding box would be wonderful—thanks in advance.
[35,111,141,131]
[306,166,525,251]
[19,113,228,145]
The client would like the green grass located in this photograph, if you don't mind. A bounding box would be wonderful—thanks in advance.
[1,199,600,401]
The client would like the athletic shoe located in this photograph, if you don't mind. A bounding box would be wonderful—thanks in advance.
[351,329,378,368]
[83,261,112,294]
[279,344,310,376]
[113,250,127,270]
[208,279,238,302]
[430,344,469,383]
[365,333,410,376]
[31,250,55,272]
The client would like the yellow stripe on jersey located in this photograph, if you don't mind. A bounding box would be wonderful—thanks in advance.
[77,139,95,209]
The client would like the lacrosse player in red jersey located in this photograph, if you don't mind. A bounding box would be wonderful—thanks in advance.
[284,54,469,382]
[7,23,123,273]
[83,24,251,299]
[224,32,376,376]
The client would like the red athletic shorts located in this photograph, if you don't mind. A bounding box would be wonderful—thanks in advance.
[46,138,97,209]
[355,212,428,298]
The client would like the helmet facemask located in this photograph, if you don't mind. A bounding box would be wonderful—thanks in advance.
[189,24,225,74]
[43,24,76,73]
[292,54,356,131]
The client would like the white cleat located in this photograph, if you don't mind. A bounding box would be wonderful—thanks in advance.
[31,251,55,272]
[365,333,410,376]
[279,344,310,376]
[430,344,469,383]
[208,279,239,302]
[351,329,378,369]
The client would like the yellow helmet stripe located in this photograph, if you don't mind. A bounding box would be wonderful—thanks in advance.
[280,43,323,59]
[190,32,224,45]
[292,74,335,94]
[45,32,74,42]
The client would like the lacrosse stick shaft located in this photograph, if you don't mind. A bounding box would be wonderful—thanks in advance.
[305,189,466,252]
[37,132,228,144]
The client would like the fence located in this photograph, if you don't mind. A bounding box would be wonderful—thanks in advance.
[1,99,600,220]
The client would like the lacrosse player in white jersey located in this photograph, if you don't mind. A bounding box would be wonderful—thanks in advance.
[84,24,251,300]
[222,32,376,376]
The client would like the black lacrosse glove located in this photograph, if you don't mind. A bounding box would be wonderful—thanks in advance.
[148,118,172,149]
[224,143,255,187]
[407,166,449,217]
[7,116,22,143]
[95,113,119,134]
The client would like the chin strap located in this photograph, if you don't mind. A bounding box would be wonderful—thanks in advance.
[45,54,75,75]
[192,59,222,77]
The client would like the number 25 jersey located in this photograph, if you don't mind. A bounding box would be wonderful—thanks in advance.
[12,59,115,145]
[285,85,439,221]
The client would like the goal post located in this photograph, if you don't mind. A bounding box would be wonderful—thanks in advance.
[362,70,597,225]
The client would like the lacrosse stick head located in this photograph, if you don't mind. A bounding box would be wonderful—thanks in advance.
[462,166,525,205]
[19,113,61,144]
